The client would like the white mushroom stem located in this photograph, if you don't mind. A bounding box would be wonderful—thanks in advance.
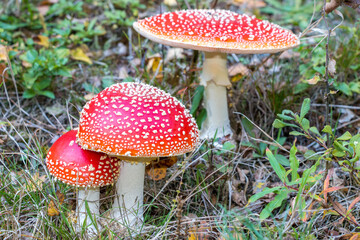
[111,161,145,227]
[199,52,232,139]
[77,187,100,233]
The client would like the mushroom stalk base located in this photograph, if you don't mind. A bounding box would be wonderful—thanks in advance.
[200,52,232,139]
[77,187,101,234]
[111,161,145,227]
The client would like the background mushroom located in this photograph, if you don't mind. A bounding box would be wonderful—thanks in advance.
[46,130,121,234]
[133,9,300,139]
[77,82,199,227]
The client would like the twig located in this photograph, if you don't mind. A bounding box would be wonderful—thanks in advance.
[323,0,332,176]
[311,103,360,110]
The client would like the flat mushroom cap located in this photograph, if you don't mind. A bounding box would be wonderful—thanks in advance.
[77,82,199,159]
[46,130,121,187]
[133,9,300,54]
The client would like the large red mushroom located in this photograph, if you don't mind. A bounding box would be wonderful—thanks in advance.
[77,82,199,226]
[133,9,300,139]
[46,130,121,234]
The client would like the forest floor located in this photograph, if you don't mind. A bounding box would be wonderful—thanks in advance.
[1,0,360,239]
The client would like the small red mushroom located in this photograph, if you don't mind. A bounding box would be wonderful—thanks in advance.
[46,130,121,233]
[133,9,300,139]
[77,82,199,226]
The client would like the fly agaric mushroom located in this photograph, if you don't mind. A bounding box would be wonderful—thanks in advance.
[46,130,121,233]
[133,9,300,139]
[77,82,199,226]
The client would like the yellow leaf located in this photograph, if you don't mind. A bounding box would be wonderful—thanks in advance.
[187,220,211,240]
[146,166,167,180]
[34,35,49,48]
[146,54,163,79]
[26,172,46,192]
[306,75,321,85]
[0,45,7,61]
[70,47,92,65]
[48,190,65,216]
[0,63,8,83]
[164,0,177,7]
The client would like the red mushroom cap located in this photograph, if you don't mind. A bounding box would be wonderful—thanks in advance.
[133,9,300,54]
[46,130,121,187]
[77,82,199,158]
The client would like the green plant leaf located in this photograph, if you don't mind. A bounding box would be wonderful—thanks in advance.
[273,119,298,129]
[301,118,310,131]
[336,82,352,96]
[273,119,286,128]
[55,48,70,59]
[222,141,236,151]
[23,89,36,99]
[260,190,289,219]
[248,186,283,203]
[337,131,352,141]
[290,131,305,136]
[289,144,299,182]
[309,126,321,136]
[196,109,207,129]
[333,140,349,152]
[322,125,333,134]
[266,149,287,182]
[38,90,55,99]
[23,49,38,63]
[275,154,290,167]
[300,98,310,120]
[277,113,294,121]
[56,68,72,77]
[190,85,204,115]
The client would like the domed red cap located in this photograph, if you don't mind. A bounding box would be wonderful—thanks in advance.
[46,130,121,187]
[77,82,199,158]
[133,9,300,54]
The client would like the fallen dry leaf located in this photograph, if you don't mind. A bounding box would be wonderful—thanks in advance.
[0,63,8,83]
[146,165,167,180]
[37,0,58,15]
[22,60,32,68]
[349,233,360,240]
[164,48,185,63]
[70,47,92,65]
[188,220,211,240]
[84,93,96,101]
[26,172,46,192]
[279,50,300,59]
[328,58,336,76]
[323,168,334,204]
[347,195,360,217]
[118,66,129,79]
[164,0,177,7]
[306,74,321,85]
[232,0,266,8]
[146,54,163,79]
[338,108,356,124]
[231,184,247,206]
[34,35,50,48]
[236,168,249,184]
[48,190,65,216]
[45,102,66,116]
[145,157,177,180]
[228,62,249,77]
[0,45,8,62]
[330,196,359,226]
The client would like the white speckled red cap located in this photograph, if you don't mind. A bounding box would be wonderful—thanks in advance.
[133,9,300,54]
[46,130,121,187]
[77,82,199,159]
